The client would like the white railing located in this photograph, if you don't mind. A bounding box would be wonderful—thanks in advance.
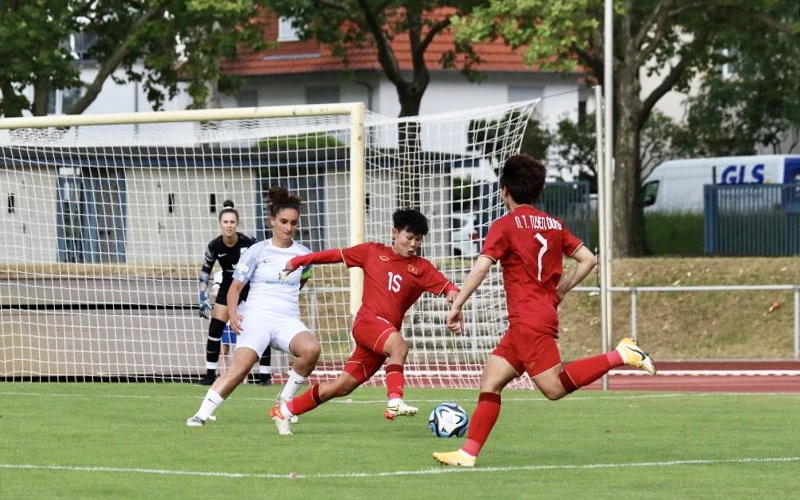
[604,285,800,360]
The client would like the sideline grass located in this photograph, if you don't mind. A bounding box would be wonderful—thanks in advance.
[1,384,799,499]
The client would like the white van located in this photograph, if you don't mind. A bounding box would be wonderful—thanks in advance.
[642,155,800,213]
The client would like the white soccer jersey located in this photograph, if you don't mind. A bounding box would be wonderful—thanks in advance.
[232,239,312,319]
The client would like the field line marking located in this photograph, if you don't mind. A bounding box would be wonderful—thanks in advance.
[2,456,799,481]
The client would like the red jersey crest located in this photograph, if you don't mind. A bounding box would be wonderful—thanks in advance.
[407,264,420,275]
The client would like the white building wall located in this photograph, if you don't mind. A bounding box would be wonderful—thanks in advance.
[125,167,259,265]
[0,167,57,264]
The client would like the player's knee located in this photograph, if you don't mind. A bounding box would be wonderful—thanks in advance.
[301,342,321,362]
[386,343,408,362]
[539,385,567,401]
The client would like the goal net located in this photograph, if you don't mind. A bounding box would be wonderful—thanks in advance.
[0,100,537,389]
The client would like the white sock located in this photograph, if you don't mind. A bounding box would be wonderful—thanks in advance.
[388,397,403,407]
[205,361,217,370]
[259,365,270,375]
[195,389,224,420]
[280,402,294,418]
[278,369,307,400]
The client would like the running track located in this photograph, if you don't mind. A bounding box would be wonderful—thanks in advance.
[598,361,800,393]
[302,361,800,393]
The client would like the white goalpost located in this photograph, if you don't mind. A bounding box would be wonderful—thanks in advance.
[0,100,538,388]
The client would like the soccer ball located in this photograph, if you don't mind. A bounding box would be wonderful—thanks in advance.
[428,402,469,438]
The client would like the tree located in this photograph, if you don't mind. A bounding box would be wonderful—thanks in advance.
[0,0,268,118]
[452,0,800,256]
[673,29,800,157]
[264,1,491,208]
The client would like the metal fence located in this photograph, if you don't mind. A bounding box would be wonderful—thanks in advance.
[704,183,800,255]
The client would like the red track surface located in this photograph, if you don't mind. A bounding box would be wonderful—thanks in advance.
[286,361,800,393]
[591,361,800,393]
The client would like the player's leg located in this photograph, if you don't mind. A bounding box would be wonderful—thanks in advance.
[270,346,381,433]
[276,330,320,401]
[434,330,522,466]
[552,337,656,397]
[381,331,418,419]
[196,301,230,385]
[258,346,273,385]
[433,354,517,467]
[187,346,258,426]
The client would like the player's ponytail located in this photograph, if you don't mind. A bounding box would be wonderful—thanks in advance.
[218,199,239,222]
[266,186,301,217]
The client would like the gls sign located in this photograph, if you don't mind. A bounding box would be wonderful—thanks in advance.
[720,164,765,184]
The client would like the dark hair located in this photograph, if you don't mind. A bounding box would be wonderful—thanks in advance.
[392,208,429,236]
[499,154,546,205]
[218,199,239,222]
[267,186,301,217]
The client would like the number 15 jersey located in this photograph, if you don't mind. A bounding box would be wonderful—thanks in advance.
[342,243,456,330]
[481,204,583,334]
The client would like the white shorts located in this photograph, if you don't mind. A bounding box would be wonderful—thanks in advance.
[235,310,310,357]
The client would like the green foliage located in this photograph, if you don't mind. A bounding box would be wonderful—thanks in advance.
[0,0,269,117]
[644,212,705,256]
[452,0,800,256]
[264,0,493,117]
[673,31,800,157]
[451,175,481,211]
[468,111,549,166]
[257,132,345,151]
[551,113,597,188]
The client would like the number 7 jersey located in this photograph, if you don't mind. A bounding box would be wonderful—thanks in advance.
[342,242,457,330]
[480,205,583,332]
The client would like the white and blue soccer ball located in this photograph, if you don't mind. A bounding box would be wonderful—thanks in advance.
[428,402,469,438]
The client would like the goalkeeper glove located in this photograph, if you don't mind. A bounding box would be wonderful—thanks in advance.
[199,290,211,319]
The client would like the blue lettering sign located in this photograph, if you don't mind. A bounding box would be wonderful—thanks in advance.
[720,164,765,184]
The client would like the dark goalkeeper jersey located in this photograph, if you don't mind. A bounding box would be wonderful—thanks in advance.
[199,232,256,301]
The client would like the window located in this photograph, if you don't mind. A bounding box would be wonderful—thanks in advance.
[47,87,85,115]
[578,100,587,124]
[7,193,14,214]
[237,89,258,108]
[70,32,97,60]
[278,17,300,42]
[305,86,340,105]
[209,194,217,213]
[643,181,659,207]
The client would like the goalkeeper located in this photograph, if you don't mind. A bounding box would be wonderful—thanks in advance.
[196,200,272,386]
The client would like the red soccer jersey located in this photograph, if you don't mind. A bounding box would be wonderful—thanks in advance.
[342,242,456,329]
[480,205,583,333]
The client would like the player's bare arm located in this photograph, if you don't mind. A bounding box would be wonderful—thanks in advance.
[226,279,246,334]
[447,255,494,333]
[556,245,597,302]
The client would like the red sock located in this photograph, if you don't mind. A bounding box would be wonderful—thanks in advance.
[560,351,622,393]
[461,392,501,457]
[385,364,404,400]
[286,384,321,416]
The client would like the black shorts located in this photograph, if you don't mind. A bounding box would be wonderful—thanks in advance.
[215,279,249,306]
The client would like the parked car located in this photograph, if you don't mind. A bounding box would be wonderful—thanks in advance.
[451,213,479,256]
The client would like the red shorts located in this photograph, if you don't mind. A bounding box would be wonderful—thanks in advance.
[492,323,562,377]
[343,314,398,383]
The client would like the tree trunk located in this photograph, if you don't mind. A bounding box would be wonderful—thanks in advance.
[396,81,425,210]
[613,65,647,257]
[0,81,27,118]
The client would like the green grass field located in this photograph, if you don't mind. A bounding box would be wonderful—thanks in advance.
[2,384,799,499]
